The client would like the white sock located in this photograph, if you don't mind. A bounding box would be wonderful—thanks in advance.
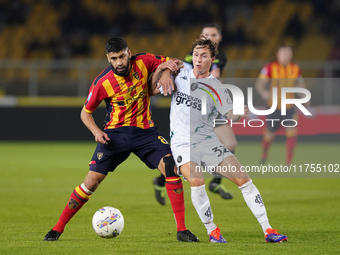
[239,179,271,235]
[191,184,217,235]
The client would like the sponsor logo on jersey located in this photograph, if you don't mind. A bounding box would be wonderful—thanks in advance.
[85,92,92,106]
[180,76,188,80]
[175,91,202,111]
[118,83,138,95]
[117,87,148,106]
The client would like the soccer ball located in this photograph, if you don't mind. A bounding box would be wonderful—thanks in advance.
[92,206,124,238]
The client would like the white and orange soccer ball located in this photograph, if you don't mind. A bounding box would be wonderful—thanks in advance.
[92,206,124,238]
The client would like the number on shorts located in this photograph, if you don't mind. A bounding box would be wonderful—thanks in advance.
[212,146,223,157]
[158,136,168,144]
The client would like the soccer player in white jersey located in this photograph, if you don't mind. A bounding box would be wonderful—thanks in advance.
[150,36,287,243]
[153,23,233,205]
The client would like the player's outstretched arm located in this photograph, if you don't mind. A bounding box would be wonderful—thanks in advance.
[80,108,110,144]
[149,59,181,96]
[226,105,249,122]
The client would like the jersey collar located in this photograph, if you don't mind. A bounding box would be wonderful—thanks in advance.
[190,69,214,79]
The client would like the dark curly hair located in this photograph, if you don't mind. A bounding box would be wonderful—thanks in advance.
[105,37,128,54]
[190,35,217,58]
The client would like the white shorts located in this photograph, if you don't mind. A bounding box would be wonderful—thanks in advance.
[171,136,233,175]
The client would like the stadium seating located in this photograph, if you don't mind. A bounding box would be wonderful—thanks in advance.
[0,0,336,90]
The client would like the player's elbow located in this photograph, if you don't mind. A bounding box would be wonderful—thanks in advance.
[80,107,90,122]
[226,111,233,120]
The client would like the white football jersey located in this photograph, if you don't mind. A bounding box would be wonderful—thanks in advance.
[165,68,233,145]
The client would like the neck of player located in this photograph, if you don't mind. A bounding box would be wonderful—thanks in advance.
[193,68,210,79]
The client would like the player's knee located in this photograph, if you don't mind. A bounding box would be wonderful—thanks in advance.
[189,178,205,187]
[163,155,177,177]
[264,130,275,141]
[228,139,238,151]
[237,178,251,187]
[83,180,97,192]
[84,171,106,192]
[285,127,297,137]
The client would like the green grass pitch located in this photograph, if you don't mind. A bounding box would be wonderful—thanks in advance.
[0,141,339,255]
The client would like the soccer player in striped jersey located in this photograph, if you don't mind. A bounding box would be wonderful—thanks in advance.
[256,44,307,165]
[44,37,198,242]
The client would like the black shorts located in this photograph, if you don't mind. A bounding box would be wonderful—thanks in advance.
[267,107,296,132]
[89,126,171,175]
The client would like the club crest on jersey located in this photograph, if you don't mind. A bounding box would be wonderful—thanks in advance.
[133,72,140,80]
[173,188,183,194]
[68,198,80,209]
[97,152,103,160]
[177,155,182,163]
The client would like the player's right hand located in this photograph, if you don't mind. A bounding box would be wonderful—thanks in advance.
[157,69,174,96]
[157,72,175,96]
[94,131,110,144]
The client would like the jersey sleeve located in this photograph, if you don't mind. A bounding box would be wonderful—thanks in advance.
[84,82,108,113]
[141,53,169,73]
[215,87,233,117]
[258,63,271,78]
[209,79,233,116]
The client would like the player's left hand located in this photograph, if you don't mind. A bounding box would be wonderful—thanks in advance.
[227,105,249,122]
[158,60,179,73]
[94,130,110,144]
[236,105,250,118]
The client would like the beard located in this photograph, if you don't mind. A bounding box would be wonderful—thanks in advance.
[112,63,130,76]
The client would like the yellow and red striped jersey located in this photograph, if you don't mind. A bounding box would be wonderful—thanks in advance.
[258,61,302,109]
[84,53,168,129]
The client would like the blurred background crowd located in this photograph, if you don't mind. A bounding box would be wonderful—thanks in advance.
[1,0,340,60]
[0,0,339,99]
